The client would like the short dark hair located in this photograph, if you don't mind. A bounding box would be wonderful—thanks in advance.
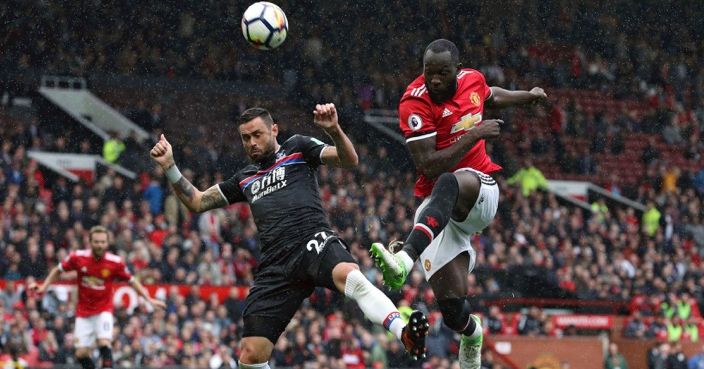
[238,107,274,126]
[424,39,460,64]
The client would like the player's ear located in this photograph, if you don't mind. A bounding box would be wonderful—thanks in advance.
[271,123,279,137]
[456,63,463,72]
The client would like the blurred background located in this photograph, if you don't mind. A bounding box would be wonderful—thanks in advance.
[0,0,703,368]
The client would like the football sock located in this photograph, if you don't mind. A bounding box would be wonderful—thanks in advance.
[77,356,95,369]
[401,172,458,261]
[344,269,405,340]
[438,297,481,338]
[99,346,112,369]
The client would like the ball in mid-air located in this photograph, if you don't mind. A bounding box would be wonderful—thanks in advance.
[241,2,288,50]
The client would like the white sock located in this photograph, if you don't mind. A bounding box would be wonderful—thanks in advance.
[238,361,271,369]
[345,269,405,340]
[464,316,482,339]
[397,250,415,272]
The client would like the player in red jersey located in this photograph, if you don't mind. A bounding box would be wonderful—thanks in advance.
[371,39,547,369]
[30,226,166,369]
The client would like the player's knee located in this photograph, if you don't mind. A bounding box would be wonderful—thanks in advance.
[332,262,359,292]
[438,297,471,332]
[432,173,459,200]
[75,348,91,358]
[239,338,271,364]
[453,171,480,218]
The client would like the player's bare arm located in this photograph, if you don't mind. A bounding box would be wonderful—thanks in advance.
[313,103,359,167]
[128,278,166,309]
[30,266,62,294]
[407,119,503,179]
[150,134,227,213]
[486,86,547,108]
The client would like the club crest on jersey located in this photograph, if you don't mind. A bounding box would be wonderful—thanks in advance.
[424,259,432,272]
[408,114,423,131]
[470,92,481,107]
[101,268,110,278]
[450,113,482,134]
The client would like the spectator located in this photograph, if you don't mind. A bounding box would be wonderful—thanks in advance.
[518,306,544,336]
[642,138,661,166]
[605,342,628,369]
[0,282,20,312]
[684,317,700,343]
[208,345,236,369]
[143,173,164,215]
[648,342,670,369]
[642,201,661,237]
[623,311,647,338]
[688,345,704,369]
[506,160,548,197]
[102,131,125,164]
[669,343,688,369]
[485,306,505,335]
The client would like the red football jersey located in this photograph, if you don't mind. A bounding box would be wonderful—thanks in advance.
[59,250,133,317]
[399,68,502,198]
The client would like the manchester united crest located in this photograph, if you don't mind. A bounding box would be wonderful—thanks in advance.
[470,92,481,107]
[424,259,432,272]
[101,268,111,278]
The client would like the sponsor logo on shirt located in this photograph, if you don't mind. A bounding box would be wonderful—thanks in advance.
[251,167,287,202]
[81,276,106,290]
[450,113,482,134]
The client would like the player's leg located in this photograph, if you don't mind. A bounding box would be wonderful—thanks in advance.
[95,312,115,369]
[320,240,428,359]
[74,316,96,369]
[238,276,311,368]
[238,335,274,368]
[429,252,483,369]
[371,171,480,289]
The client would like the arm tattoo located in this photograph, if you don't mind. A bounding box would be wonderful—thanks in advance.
[199,186,228,212]
[174,177,196,201]
[172,176,198,211]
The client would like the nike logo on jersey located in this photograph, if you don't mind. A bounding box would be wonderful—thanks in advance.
[442,108,453,118]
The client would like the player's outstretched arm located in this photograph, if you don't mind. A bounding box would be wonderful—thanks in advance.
[150,134,228,213]
[313,103,359,168]
[129,278,166,310]
[408,119,504,179]
[29,266,62,294]
[487,86,547,108]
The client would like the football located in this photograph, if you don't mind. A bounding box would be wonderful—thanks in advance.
[241,2,288,50]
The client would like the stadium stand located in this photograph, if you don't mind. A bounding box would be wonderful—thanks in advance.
[1,0,703,368]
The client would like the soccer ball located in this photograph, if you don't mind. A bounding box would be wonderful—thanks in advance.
[241,2,288,50]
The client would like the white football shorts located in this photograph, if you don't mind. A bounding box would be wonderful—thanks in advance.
[74,312,114,348]
[418,168,499,280]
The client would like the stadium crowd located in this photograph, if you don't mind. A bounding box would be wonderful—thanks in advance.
[1,99,703,367]
[0,0,703,368]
